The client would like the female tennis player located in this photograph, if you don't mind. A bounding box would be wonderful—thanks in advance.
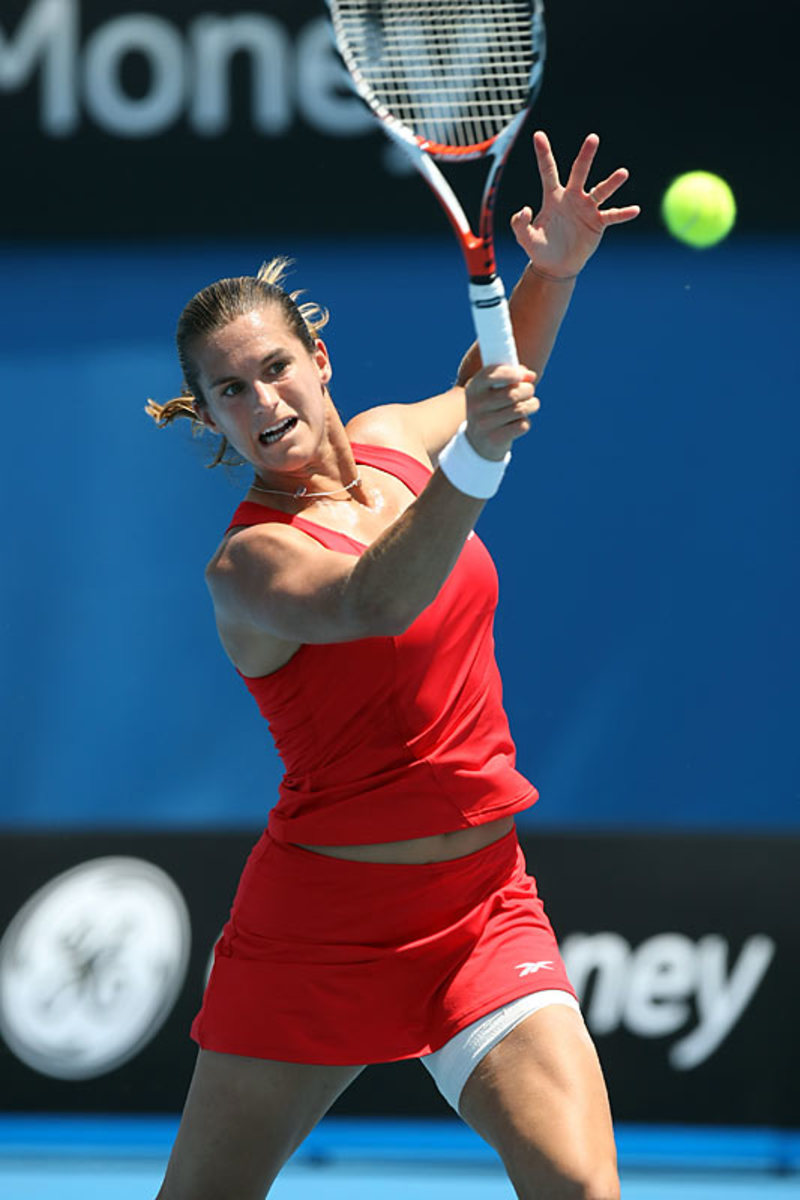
[151,132,638,1200]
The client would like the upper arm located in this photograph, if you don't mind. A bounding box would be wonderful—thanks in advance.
[207,524,384,646]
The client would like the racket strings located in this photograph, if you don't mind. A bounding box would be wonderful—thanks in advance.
[330,0,543,150]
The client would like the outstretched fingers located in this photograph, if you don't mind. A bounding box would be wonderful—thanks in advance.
[532,129,562,192]
[585,160,640,224]
[597,204,642,225]
[589,166,630,206]
[565,132,600,192]
[517,131,640,275]
[510,205,534,230]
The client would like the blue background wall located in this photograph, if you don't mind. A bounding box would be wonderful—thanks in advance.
[2,234,796,831]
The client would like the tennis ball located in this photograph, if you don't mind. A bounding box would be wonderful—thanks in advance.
[661,171,736,248]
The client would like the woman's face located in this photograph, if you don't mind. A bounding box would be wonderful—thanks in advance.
[191,305,333,475]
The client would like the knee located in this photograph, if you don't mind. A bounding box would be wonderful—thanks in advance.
[504,1146,619,1200]
[533,1169,619,1200]
[551,1164,620,1200]
[578,1168,620,1200]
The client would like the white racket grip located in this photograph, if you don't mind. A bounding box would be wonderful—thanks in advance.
[469,277,519,367]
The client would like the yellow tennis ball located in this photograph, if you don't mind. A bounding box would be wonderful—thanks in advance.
[661,171,736,248]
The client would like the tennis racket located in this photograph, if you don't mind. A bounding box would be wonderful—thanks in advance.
[326,0,546,367]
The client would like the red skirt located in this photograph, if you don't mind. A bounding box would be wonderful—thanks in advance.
[191,828,575,1064]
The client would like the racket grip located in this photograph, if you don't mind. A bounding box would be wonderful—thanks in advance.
[469,277,519,367]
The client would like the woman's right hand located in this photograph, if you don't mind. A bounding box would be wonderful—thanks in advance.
[464,364,540,461]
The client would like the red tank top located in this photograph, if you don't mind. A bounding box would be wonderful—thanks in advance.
[226,444,537,844]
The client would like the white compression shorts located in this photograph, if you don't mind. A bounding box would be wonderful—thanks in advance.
[419,989,581,1112]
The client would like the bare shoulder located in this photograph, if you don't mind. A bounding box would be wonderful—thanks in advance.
[205,522,302,609]
[205,523,313,676]
[348,388,467,468]
[346,403,431,466]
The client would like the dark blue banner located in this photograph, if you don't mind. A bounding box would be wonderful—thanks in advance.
[0,0,795,237]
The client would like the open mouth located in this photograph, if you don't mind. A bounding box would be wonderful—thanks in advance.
[258,417,297,446]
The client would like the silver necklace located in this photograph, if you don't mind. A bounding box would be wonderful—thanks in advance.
[250,474,362,500]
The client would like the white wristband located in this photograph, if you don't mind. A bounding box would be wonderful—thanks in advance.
[438,422,510,500]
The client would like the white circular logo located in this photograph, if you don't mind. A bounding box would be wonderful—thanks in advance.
[0,857,191,1080]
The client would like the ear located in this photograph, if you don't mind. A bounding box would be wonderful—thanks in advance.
[194,403,220,433]
[313,338,332,386]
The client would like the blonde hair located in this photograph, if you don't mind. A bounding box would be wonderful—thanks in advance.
[145,257,328,467]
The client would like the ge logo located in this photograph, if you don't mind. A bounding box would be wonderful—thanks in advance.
[0,857,191,1080]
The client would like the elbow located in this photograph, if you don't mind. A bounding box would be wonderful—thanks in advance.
[381,605,420,636]
[344,557,438,638]
[350,593,422,638]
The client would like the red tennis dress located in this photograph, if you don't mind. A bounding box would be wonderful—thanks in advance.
[191,444,575,1062]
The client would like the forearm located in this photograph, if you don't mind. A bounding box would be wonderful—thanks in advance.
[348,469,485,634]
[457,263,576,385]
[348,366,530,635]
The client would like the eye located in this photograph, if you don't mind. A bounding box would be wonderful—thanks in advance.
[266,358,290,378]
[220,381,244,398]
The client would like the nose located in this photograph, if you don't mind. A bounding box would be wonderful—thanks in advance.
[252,379,278,408]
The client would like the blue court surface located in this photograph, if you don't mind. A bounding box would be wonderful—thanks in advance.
[1,1116,798,1199]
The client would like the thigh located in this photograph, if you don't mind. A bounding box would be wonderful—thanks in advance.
[156,1049,364,1200]
[458,1006,619,1200]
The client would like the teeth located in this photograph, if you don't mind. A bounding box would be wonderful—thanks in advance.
[259,418,296,445]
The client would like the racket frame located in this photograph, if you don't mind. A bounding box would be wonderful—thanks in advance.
[327,1,546,365]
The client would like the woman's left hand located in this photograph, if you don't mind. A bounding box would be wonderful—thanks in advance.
[511,131,640,281]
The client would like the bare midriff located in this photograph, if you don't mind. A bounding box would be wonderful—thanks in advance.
[295,815,515,864]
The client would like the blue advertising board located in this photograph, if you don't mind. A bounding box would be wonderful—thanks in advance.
[1,235,797,832]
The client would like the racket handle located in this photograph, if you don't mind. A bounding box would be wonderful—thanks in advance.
[469,276,519,367]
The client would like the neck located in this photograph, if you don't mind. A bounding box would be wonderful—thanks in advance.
[250,473,362,502]
[249,402,365,507]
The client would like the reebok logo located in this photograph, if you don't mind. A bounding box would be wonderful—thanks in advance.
[515,961,554,977]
